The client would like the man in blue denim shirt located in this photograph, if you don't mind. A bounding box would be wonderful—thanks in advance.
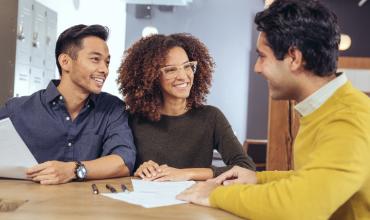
[0,24,136,184]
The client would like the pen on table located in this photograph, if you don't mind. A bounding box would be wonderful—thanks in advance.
[120,183,127,192]
[91,184,99,195]
[105,184,117,193]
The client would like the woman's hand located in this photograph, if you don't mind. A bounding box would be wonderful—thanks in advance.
[134,160,162,179]
[146,165,193,181]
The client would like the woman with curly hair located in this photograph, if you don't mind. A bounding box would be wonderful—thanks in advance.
[118,33,255,181]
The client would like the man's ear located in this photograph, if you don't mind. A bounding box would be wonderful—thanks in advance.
[286,47,304,72]
[58,53,72,74]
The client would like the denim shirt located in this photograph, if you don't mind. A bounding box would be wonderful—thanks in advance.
[0,80,136,173]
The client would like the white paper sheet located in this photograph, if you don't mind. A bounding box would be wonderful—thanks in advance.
[101,179,195,208]
[0,118,38,179]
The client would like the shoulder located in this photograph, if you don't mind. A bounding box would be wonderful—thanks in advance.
[193,105,225,118]
[4,90,44,110]
[95,92,125,108]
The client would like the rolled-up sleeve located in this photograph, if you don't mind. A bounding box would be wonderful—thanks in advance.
[101,102,136,174]
[0,98,16,120]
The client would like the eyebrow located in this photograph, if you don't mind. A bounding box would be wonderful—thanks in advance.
[163,60,190,67]
[88,52,110,60]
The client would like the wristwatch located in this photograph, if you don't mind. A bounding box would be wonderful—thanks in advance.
[74,161,87,181]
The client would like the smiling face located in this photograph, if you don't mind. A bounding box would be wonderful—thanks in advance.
[254,32,298,100]
[61,36,110,95]
[159,46,194,103]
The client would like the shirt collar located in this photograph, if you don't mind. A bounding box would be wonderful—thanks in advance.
[44,80,62,103]
[44,80,98,107]
[295,73,347,117]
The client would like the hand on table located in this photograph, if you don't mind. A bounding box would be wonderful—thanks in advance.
[176,181,219,207]
[134,161,192,181]
[26,161,76,185]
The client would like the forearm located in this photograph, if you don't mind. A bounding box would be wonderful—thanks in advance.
[185,168,213,181]
[256,170,294,184]
[83,154,130,180]
[210,168,366,220]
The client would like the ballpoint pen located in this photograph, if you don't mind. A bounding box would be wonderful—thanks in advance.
[105,184,117,193]
[91,184,99,195]
[120,183,127,192]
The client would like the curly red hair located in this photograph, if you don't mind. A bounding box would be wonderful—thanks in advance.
[117,33,215,121]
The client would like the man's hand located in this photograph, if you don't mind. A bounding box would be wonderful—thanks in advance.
[26,161,76,185]
[176,181,219,206]
[134,160,162,179]
[210,165,257,186]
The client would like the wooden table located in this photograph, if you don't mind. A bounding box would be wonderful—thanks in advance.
[0,177,243,220]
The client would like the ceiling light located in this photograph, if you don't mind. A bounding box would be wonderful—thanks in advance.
[339,34,352,51]
[142,26,158,37]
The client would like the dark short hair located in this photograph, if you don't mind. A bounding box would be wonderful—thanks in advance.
[255,0,340,76]
[55,24,109,75]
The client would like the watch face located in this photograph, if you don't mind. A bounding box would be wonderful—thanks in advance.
[77,165,87,179]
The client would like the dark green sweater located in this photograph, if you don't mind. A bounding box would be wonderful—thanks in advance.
[129,105,255,177]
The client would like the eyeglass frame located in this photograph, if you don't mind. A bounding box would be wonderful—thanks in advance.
[159,61,198,80]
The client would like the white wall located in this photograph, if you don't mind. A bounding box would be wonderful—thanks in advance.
[36,0,126,98]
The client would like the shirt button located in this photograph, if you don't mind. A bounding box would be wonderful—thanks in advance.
[52,102,56,105]
[68,142,72,147]
[59,96,63,100]
[66,116,70,121]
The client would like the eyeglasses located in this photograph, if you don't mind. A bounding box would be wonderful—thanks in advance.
[160,61,197,80]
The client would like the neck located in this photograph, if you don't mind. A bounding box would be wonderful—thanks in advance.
[161,97,188,116]
[295,72,336,103]
[57,77,89,120]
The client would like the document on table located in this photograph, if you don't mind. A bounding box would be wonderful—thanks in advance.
[101,179,195,208]
[0,118,38,179]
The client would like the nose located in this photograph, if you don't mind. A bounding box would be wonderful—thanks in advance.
[99,62,109,76]
[254,60,261,74]
[175,67,188,79]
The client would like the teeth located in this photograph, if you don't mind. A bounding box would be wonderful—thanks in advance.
[174,83,188,88]
[92,77,105,84]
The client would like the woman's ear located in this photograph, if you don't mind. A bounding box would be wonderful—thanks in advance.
[58,53,72,74]
[286,47,304,72]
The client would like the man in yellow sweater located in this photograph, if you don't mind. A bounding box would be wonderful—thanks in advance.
[177,0,370,219]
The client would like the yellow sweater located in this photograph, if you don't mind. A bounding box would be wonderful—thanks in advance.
[210,82,370,220]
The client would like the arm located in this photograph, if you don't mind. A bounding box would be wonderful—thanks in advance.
[0,106,9,120]
[99,101,136,175]
[26,155,129,184]
[83,154,129,179]
[256,170,294,183]
[0,97,20,120]
[180,117,370,220]
[212,107,256,176]
[27,100,136,185]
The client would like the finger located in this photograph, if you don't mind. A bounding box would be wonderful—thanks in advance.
[142,167,153,178]
[147,160,160,167]
[26,162,49,174]
[135,169,145,179]
[176,191,190,201]
[212,171,235,184]
[147,165,158,177]
[176,186,195,201]
[32,174,56,183]
[134,168,143,177]
[153,175,171,182]
[223,179,241,186]
[145,172,167,181]
[40,179,60,185]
